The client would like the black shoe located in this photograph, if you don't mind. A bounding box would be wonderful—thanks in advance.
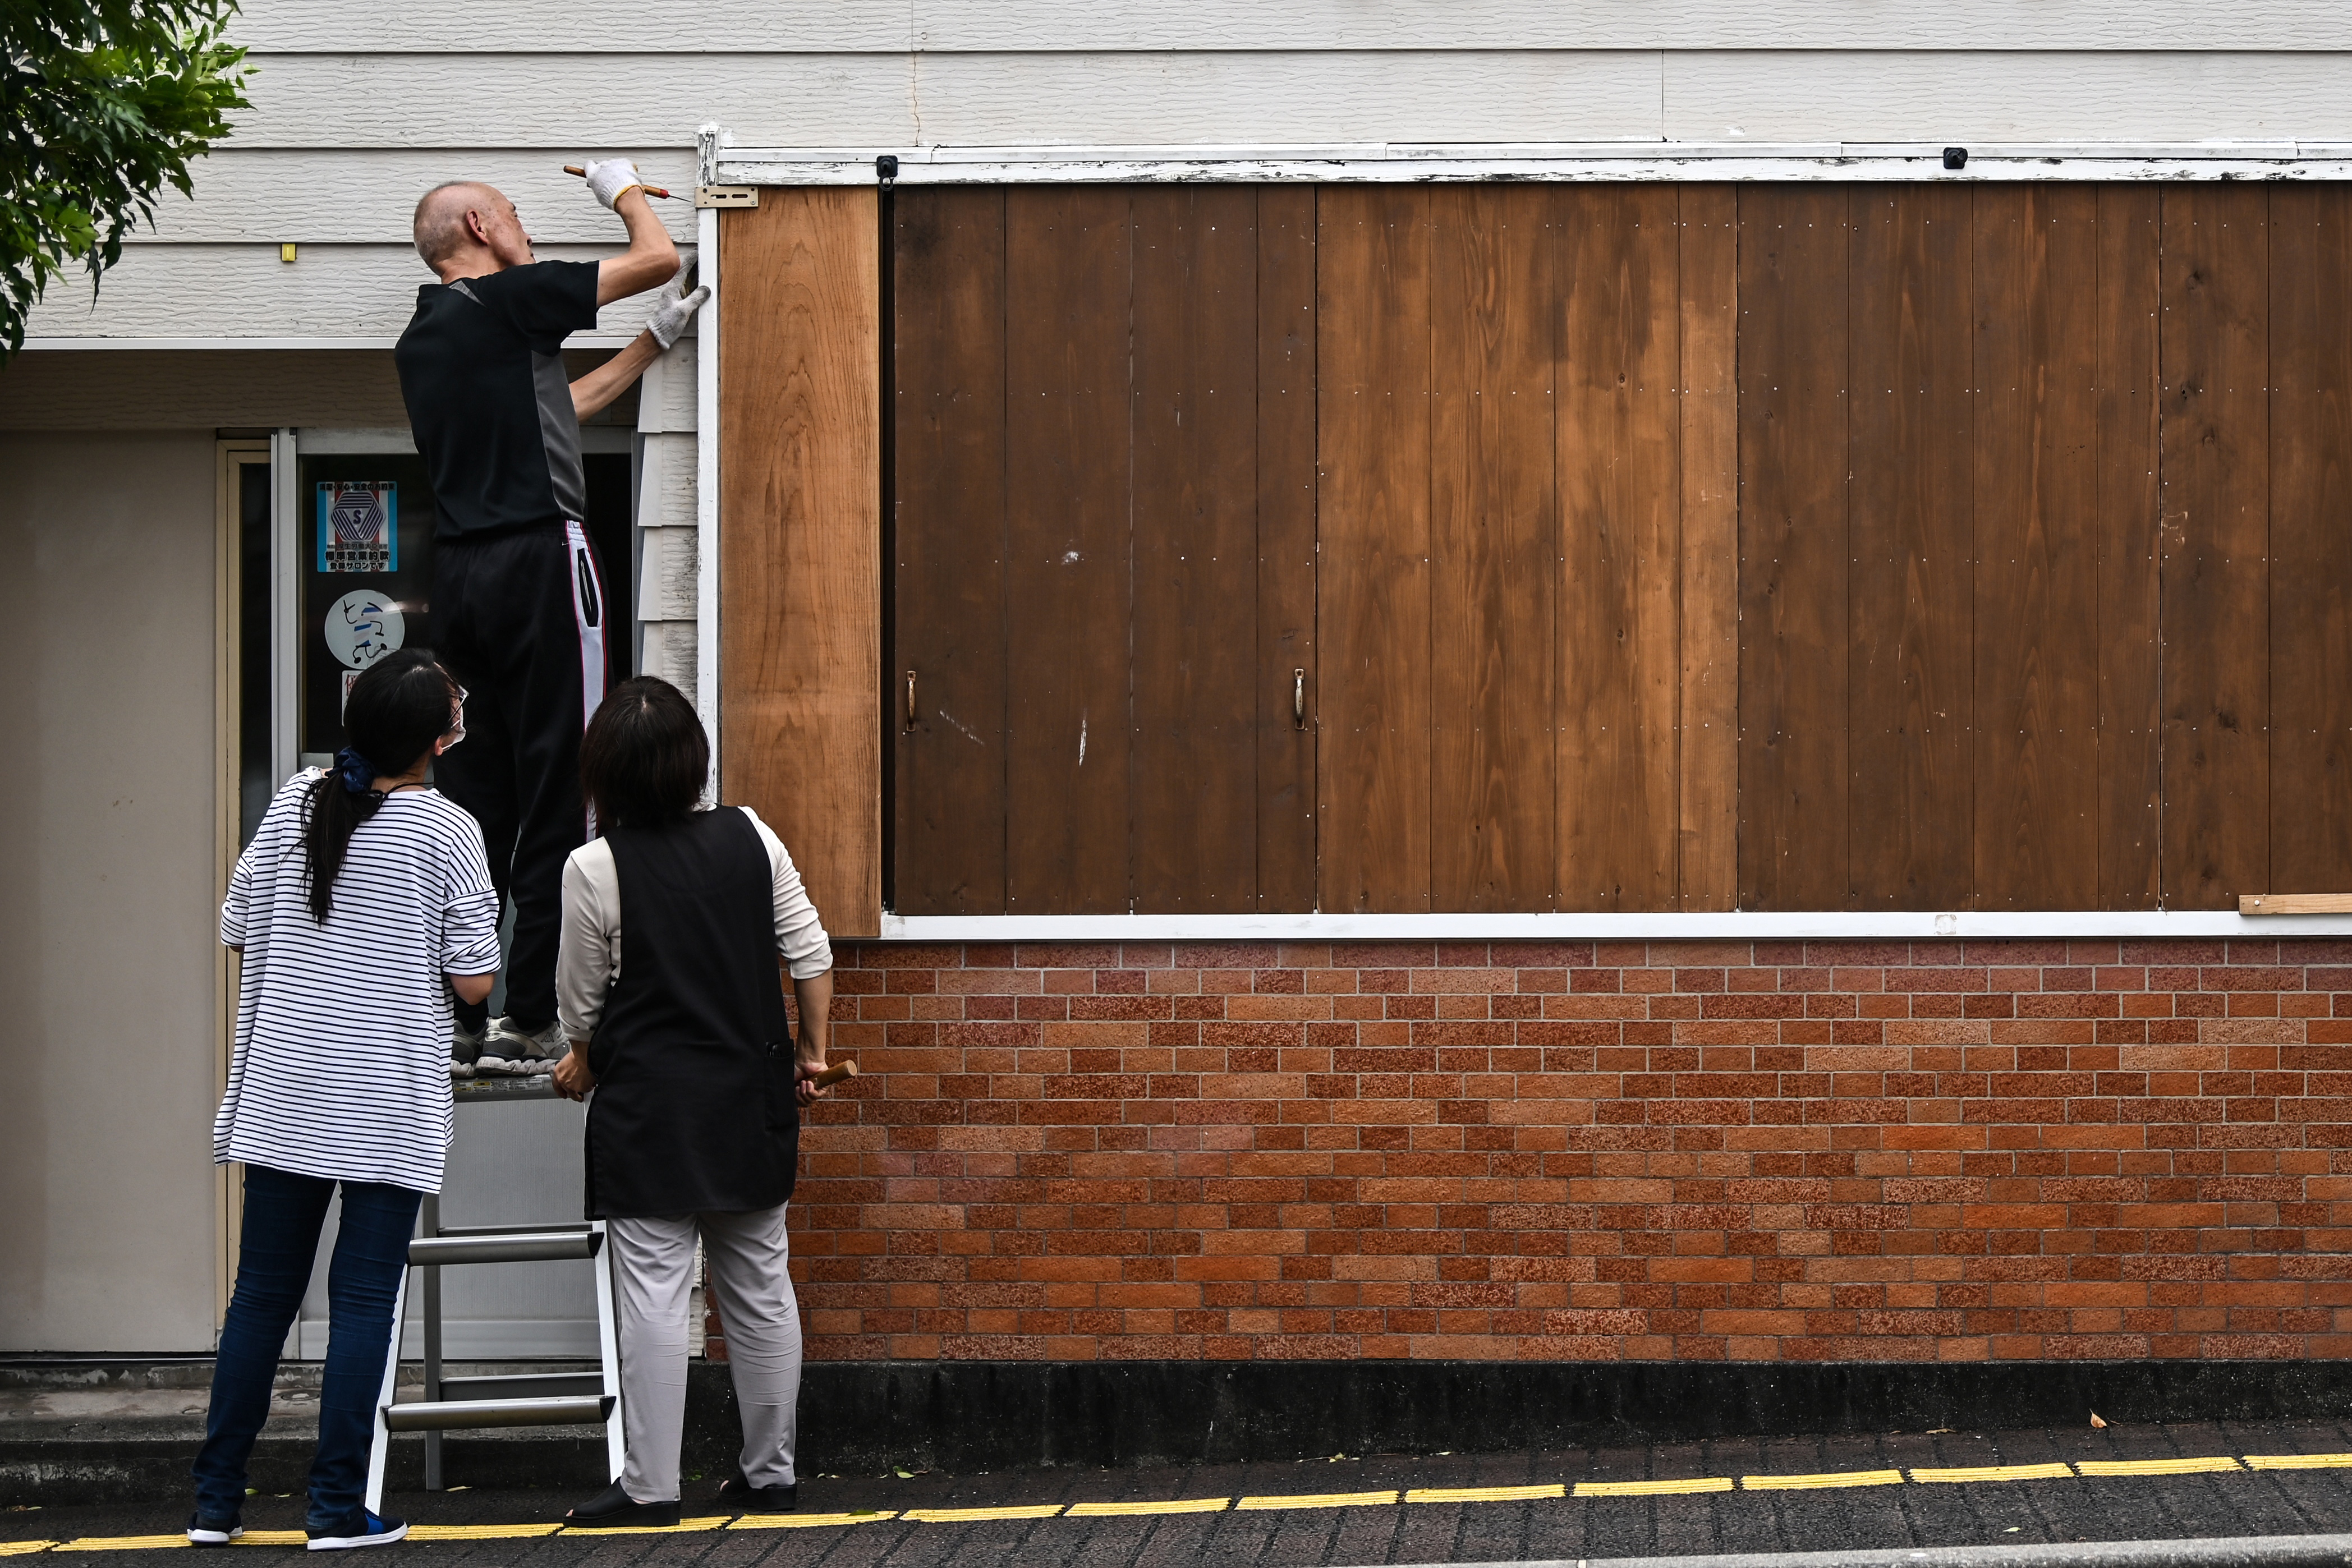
[719,1474,800,1512]
[565,1481,681,1528]
[305,1510,408,1551]
[187,1511,244,1547]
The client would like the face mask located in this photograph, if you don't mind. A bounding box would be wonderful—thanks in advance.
[445,686,468,749]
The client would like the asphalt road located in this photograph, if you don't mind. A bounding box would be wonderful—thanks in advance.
[13,1417,2352,1565]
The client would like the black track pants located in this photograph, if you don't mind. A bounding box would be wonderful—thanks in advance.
[431,521,610,1033]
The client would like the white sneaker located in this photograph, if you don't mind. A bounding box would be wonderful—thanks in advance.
[477,1015,564,1075]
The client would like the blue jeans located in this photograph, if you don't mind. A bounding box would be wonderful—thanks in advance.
[192,1166,421,1530]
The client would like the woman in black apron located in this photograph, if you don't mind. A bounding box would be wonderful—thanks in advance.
[548,677,834,1525]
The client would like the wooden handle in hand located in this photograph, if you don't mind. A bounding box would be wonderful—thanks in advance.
[810,1059,858,1089]
[562,164,674,200]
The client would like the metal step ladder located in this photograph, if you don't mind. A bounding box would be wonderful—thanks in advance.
[362,1088,626,1512]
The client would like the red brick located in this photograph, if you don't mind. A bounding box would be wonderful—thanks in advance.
[783,937,2342,1367]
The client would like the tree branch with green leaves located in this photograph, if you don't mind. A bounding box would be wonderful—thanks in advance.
[1,0,251,354]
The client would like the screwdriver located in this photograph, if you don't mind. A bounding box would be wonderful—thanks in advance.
[562,164,676,200]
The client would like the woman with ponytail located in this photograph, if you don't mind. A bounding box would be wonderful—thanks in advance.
[191,648,502,1552]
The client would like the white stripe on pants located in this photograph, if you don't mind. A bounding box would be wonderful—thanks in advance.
[608,1203,801,1503]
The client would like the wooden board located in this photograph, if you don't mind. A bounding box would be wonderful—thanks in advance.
[2242,893,2352,915]
[1736,185,1850,911]
[2092,185,2164,911]
[1002,188,1133,913]
[1845,183,1974,909]
[890,188,1007,914]
[2267,185,2352,895]
[1318,187,1434,913]
[1674,185,1739,912]
[1970,185,2101,909]
[718,187,882,936]
[1428,185,1556,912]
[2158,185,2271,911]
[1555,183,1679,911]
[1255,186,1320,912]
[875,178,2352,921]
[1129,187,1262,912]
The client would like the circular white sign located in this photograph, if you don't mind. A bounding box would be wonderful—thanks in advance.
[324,590,406,671]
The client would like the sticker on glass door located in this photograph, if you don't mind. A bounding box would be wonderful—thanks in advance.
[324,590,405,669]
[317,480,399,573]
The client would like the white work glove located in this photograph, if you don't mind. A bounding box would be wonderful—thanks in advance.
[582,157,644,210]
[646,257,709,350]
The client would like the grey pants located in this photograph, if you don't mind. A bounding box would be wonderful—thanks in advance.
[609,1203,801,1503]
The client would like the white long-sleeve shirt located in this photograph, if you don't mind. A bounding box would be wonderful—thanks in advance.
[555,804,832,1043]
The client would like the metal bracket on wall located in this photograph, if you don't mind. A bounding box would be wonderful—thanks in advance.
[696,186,759,209]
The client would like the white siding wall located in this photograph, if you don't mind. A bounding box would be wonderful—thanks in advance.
[26,0,2352,344]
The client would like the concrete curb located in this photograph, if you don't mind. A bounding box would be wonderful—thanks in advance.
[1367,1534,2352,1568]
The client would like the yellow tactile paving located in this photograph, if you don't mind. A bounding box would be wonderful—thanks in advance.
[559,1514,729,1535]
[903,1505,1064,1523]
[1235,1491,1398,1510]
[1909,1463,2075,1484]
[727,1510,900,1529]
[1741,1470,1904,1491]
[1574,1477,1735,1497]
[17,1447,2346,1556]
[407,1524,566,1540]
[2246,1453,2352,1471]
[2076,1456,2243,1477]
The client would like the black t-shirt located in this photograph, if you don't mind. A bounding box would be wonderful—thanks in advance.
[394,260,601,541]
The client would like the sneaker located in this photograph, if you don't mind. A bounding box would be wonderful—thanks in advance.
[449,1020,485,1079]
[306,1510,407,1551]
[476,1016,563,1076]
[718,1473,799,1512]
[565,1480,680,1528]
[187,1511,244,1547]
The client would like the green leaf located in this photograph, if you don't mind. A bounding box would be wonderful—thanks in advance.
[0,0,253,354]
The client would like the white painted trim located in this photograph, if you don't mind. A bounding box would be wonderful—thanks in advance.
[296,426,415,454]
[269,427,300,790]
[695,186,721,790]
[294,425,636,455]
[877,911,2352,942]
[714,139,2352,186]
[17,335,647,350]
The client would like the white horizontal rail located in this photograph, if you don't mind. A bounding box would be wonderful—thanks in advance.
[879,910,2352,942]
[17,335,646,351]
[714,140,2352,185]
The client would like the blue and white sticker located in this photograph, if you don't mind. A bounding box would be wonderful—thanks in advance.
[324,590,405,670]
[317,481,398,573]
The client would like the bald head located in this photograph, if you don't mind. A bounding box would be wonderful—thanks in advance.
[411,180,540,278]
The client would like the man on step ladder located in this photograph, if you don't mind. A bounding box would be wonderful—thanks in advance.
[394,161,708,1077]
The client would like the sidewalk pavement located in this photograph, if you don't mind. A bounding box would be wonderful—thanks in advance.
[10,1417,2352,1564]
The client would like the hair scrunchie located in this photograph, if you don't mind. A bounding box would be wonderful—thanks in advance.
[334,746,379,795]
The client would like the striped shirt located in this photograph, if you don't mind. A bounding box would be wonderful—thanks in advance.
[215,770,504,1192]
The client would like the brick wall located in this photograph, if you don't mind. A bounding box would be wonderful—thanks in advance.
[774,939,2352,1365]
